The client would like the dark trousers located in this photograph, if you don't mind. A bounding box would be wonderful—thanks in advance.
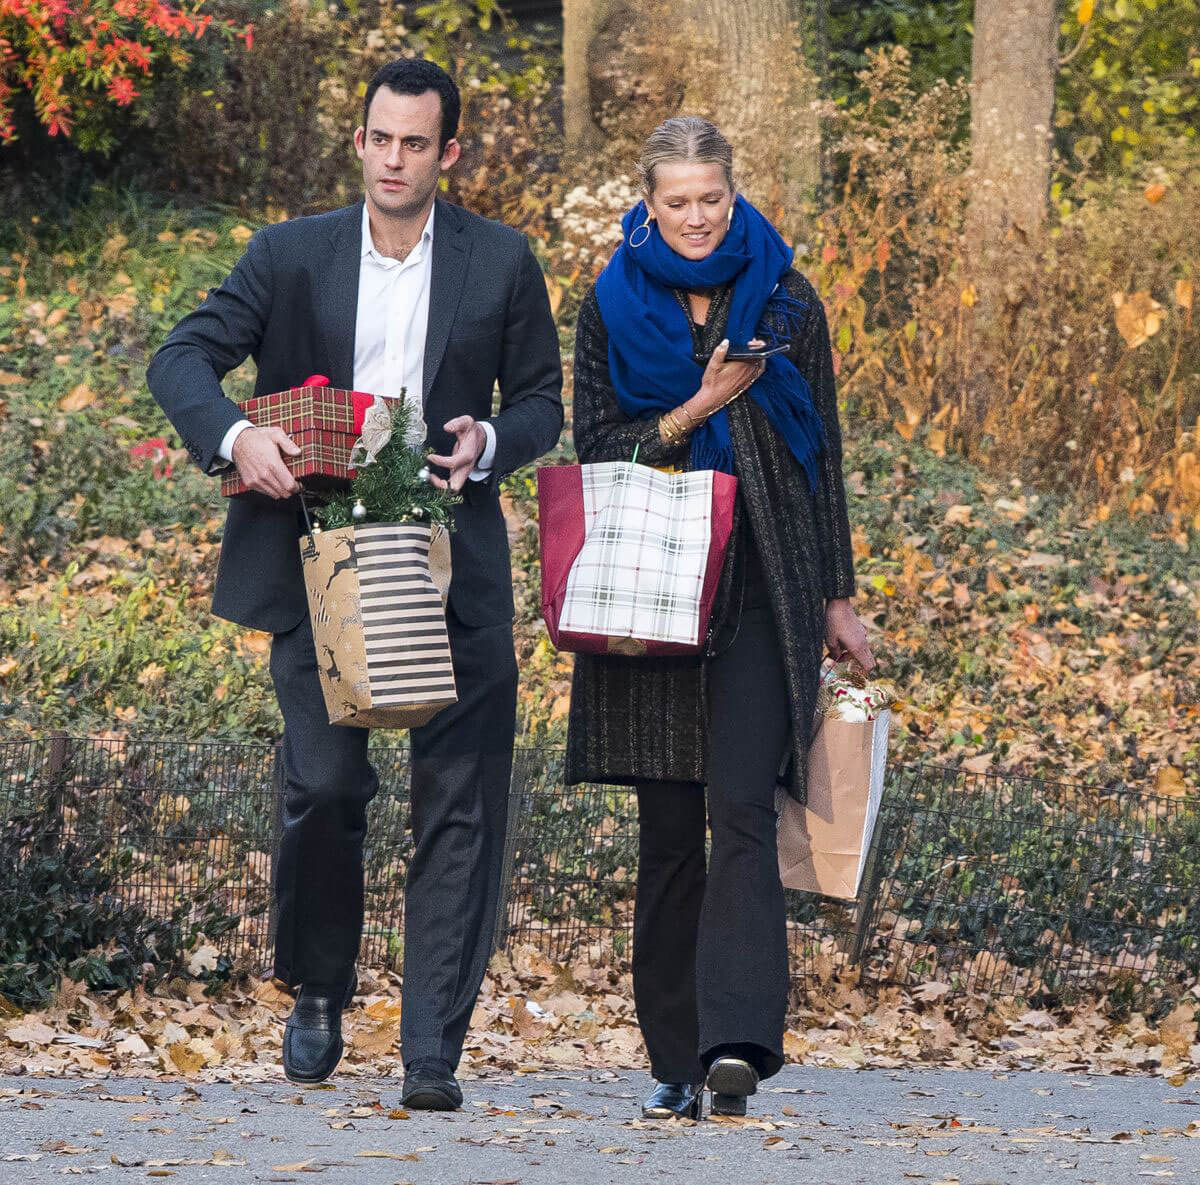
[632,603,791,1085]
[270,604,518,1071]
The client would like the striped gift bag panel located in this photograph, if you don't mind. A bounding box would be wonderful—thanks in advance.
[356,524,456,711]
[300,523,457,729]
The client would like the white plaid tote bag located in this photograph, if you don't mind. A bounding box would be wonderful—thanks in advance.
[538,461,738,656]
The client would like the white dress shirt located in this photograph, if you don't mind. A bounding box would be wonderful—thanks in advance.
[218,201,495,478]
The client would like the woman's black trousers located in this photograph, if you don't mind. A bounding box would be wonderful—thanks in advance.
[631,596,791,1084]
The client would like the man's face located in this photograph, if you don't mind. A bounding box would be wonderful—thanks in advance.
[354,87,460,220]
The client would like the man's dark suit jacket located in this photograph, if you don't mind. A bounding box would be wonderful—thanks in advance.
[147,198,563,635]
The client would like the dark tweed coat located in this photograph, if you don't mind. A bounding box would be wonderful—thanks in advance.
[564,269,857,805]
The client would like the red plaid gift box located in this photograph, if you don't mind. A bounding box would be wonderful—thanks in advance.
[220,384,378,497]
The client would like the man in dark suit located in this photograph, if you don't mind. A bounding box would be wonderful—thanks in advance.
[146,59,562,1108]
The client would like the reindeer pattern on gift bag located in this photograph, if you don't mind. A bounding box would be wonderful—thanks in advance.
[301,527,368,724]
[325,535,357,591]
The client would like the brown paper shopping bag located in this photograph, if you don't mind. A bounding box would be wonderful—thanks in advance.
[300,521,457,729]
[777,708,891,900]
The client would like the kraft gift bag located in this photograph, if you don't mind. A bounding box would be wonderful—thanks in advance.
[300,521,456,729]
[777,663,894,900]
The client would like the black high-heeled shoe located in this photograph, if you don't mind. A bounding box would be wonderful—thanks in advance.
[706,1056,759,1117]
[642,1080,704,1120]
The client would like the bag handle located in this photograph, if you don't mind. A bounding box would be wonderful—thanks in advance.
[298,493,316,538]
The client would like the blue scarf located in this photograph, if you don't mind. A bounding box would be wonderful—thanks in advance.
[594,193,825,490]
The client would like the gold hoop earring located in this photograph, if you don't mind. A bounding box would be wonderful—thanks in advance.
[629,209,654,248]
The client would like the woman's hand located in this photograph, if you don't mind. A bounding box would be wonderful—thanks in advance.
[825,598,876,672]
[688,339,766,419]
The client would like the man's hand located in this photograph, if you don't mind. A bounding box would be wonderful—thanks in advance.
[825,597,876,672]
[232,426,302,499]
[427,416,487,493]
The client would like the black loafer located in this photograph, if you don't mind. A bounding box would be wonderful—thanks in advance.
[642,1080,704,1119]
[401,1058,463,1111]
[282,969,357,1085]
[706,1056,758,1117]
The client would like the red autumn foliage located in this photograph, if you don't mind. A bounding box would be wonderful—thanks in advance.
[0,0,246,149]
[129,435,172,479]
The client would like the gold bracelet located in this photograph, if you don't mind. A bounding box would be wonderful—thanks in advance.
[674,403,699,430]
[659,409,691,445]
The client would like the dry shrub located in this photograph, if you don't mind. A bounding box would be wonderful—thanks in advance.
[804,48,970,425]
[445,72,562,242]
[142,0,560,229]
[810,47,1200,528]
[142,1,347,214]
[984,164,1199,525]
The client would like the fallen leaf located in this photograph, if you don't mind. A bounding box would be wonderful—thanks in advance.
[1155,766,1188,797]
[100,234,128,262]
[185,942,219,975]
[59,383,96,412]
[4,1020,58,1045]
[1113,290,1166,349]
[167,1042,205,1075]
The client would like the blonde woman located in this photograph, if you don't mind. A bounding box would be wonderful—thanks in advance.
[565,117,875,1119]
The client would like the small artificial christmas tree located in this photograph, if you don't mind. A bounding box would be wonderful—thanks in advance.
[315,396,460,531]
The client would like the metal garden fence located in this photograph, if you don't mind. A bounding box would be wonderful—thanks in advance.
[1,735,1196,1008]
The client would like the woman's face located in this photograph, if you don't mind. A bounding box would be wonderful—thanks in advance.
[645,161,734,261]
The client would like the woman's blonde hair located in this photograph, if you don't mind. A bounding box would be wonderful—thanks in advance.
[637,116,734,196]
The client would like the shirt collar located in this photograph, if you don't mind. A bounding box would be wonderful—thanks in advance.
[360,200,436,265]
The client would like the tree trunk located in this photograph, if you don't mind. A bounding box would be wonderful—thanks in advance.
[564,0,820,229]
[674,0,819,226]
[963,0,1057,442]
[562,0,620,156]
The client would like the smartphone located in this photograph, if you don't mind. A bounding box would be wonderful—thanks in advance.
[693,342,789,365]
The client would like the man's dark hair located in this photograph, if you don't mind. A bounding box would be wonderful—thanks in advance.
[363,58,461,152]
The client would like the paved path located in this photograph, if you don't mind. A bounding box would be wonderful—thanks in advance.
[1,1067,1197,1183]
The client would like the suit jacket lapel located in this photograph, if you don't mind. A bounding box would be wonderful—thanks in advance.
[320,202,363,389]
[423,198,470,406]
